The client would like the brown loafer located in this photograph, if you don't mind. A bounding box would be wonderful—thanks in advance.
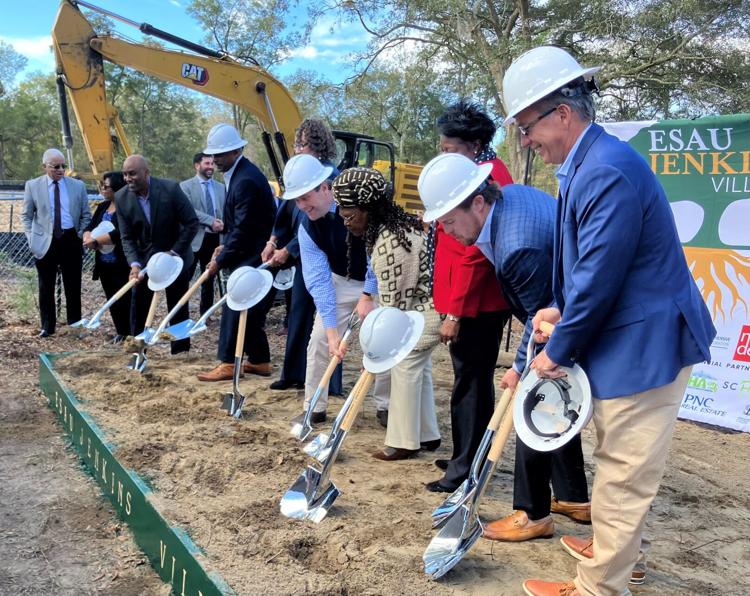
[371,447,419,461]
[242,361,271,376]
[551,497,591,523]
[484,510,554,542]
[197,362,239,382]
[560,535,646,585]
[522,579,579,596]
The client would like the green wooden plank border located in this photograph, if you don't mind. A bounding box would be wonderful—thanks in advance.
[39,353,234,596]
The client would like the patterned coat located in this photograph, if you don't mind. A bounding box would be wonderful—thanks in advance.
[370,226,441,351]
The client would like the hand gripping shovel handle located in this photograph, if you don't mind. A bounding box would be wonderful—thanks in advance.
[339,371,376,432]
[148,269,213,344]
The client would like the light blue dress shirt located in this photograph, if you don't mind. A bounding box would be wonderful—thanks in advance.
[555,123,592,196]
[474,200,497,266]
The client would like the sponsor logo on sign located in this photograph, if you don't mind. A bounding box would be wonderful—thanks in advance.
[711,335,732,350]
[681,393,727,417]
[744,405,750,416]
[688,372,718,392]
[734,325,750,362]
[181,63,208,86]
[721,379,750,392]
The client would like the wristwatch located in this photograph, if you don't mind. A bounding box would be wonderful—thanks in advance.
[446,314,460,322]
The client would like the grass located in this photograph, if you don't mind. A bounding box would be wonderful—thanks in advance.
[8,267,38,320]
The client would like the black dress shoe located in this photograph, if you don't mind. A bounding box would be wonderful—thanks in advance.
[269,379,304,390]
[421,439,441,451]
[435,459,449,471]
[38,330,53,338]
[372,446,419,461]
[376,409,388,428]
[425,480,456,493]
[311,411,327,424]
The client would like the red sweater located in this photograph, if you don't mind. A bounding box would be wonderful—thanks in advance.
[432,157,513,317]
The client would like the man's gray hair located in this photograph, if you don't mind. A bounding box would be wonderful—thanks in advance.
[42,148,65,165]
[535,88,596,122]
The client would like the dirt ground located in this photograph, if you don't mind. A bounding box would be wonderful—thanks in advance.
[2,293,750,595]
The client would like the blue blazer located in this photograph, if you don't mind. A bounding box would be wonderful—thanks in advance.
[546,123,716,398]
[489,183,557,372]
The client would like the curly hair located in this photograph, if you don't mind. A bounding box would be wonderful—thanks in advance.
[436,98,497,148]
[295,119,337,161]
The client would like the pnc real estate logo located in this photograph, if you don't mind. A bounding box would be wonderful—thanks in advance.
[181,63,209,86]
[734,325,750,363]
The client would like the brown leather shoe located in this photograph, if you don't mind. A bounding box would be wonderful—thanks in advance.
[484,510,554,542]
[371,447,419,461]
[560,535,647,585]
[522,579,579,596]
[196,362,239,382]
[551,497,591,523]
[242,361,271,376]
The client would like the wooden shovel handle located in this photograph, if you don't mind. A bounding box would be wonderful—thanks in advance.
[487,387,513,431]
[177,269,213,308]
[111,278,138,303]
[234,310,248,359]
[340,371,375,431]
[487,391,516,463]
[144,292,160,328]
[538,321,555,336]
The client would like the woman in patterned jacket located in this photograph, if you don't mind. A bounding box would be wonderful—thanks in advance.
[333,167,441,461]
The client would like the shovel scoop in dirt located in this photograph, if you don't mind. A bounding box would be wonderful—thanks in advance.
[290,310,358,441]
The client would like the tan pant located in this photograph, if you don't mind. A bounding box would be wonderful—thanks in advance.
[385,346,440,450]
[304,274,389,414]
[575,366,691,596]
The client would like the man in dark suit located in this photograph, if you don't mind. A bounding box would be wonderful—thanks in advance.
[117,154,199,354]
[420,152,589,541]
[21,148,92,337]
[197,124,276,381]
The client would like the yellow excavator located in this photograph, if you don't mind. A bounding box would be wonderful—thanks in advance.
[51,0,423,212]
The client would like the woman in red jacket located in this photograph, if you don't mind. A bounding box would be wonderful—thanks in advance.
[427,99,513,492]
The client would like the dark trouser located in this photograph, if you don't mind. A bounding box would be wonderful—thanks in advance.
[187,232,220,315]
[97,262,132,336]
[35,229,82,333]
[513,434,589,520]
[132,265,191,354]
[218,281,275,364]
[278,266,314,384]
[443,310,509,488]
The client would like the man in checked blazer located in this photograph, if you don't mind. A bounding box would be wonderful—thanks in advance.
[21,148,92,337]
[420,152,589,544]
[180,152,226,315]
[117,154,199,354]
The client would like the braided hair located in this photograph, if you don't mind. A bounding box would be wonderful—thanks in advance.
[333,167,422,255]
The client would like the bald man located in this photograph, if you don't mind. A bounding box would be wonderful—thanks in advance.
[117,154,199,353]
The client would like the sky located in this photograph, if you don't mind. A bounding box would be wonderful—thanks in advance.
[0,0,370,86]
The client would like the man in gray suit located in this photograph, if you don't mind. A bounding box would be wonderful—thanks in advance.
[22,148,91,337]
[179,152,225,315]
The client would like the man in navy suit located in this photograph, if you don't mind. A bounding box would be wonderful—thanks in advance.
[197,124,276,381]
[419,152,590,541]
[501,47,716,596]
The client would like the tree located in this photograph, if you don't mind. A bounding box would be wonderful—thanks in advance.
[0,41,28,95]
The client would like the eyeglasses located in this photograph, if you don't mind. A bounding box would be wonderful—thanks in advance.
[99,183,112,190]
[293,142,309,150]
[516,106,559,136]
[46,163,67,170]
[341,210,360,223]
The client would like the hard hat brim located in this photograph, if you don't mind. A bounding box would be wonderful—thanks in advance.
[202,138,248,155]
[226,268,274,311]
[147,254,184,291]
[362,310,425,374]
[512,364,592,452]
[421,162,493,223]
[281,165,333,200]
[90,221,116,254]
[503,66,601,125]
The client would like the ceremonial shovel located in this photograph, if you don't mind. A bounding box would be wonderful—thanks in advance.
[128,292,160,372]
[290,310,358,441]
[70,271,144,330]
[280,370,375,523]
[220,309,249,418]
[160,295,227,341]
[422,321,556,579]
[303,371,369,463]
[146,269,212,345]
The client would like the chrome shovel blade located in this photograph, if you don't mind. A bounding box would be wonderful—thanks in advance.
[280,466,340,524]
[84,317,103,330]
[232,395,246,419]
[134,327,156,343]
[221,392,235,414]
[187,321,209,337]
[127,350,148,373]
[290,415,313,441]
[70,318,89,328]
[160,319,194,341]
[423,504,483,580]
[431,478,477,529]
[303,431,330,461]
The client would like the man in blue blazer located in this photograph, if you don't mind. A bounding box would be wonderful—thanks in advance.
[502,47,716,596]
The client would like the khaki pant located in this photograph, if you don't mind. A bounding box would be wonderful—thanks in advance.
[385,346,440,450]
[304,274,389,413]
[575,366,691,596]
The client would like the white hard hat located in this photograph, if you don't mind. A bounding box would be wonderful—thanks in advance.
[513,364,592,452]
[226,266,274,311]
[272,266,295,291]
[203,123,247,154]
[90,220,115,254]
[502,46,600,124]
[281,154,332,200]
[418,153,493,222]
[359,306,425,373]
[146,252,184,291]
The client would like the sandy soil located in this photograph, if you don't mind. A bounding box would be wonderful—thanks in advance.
[45,307,750,596]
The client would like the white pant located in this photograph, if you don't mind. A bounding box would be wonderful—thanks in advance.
[385,346,440,450]
[305,274,389,413]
